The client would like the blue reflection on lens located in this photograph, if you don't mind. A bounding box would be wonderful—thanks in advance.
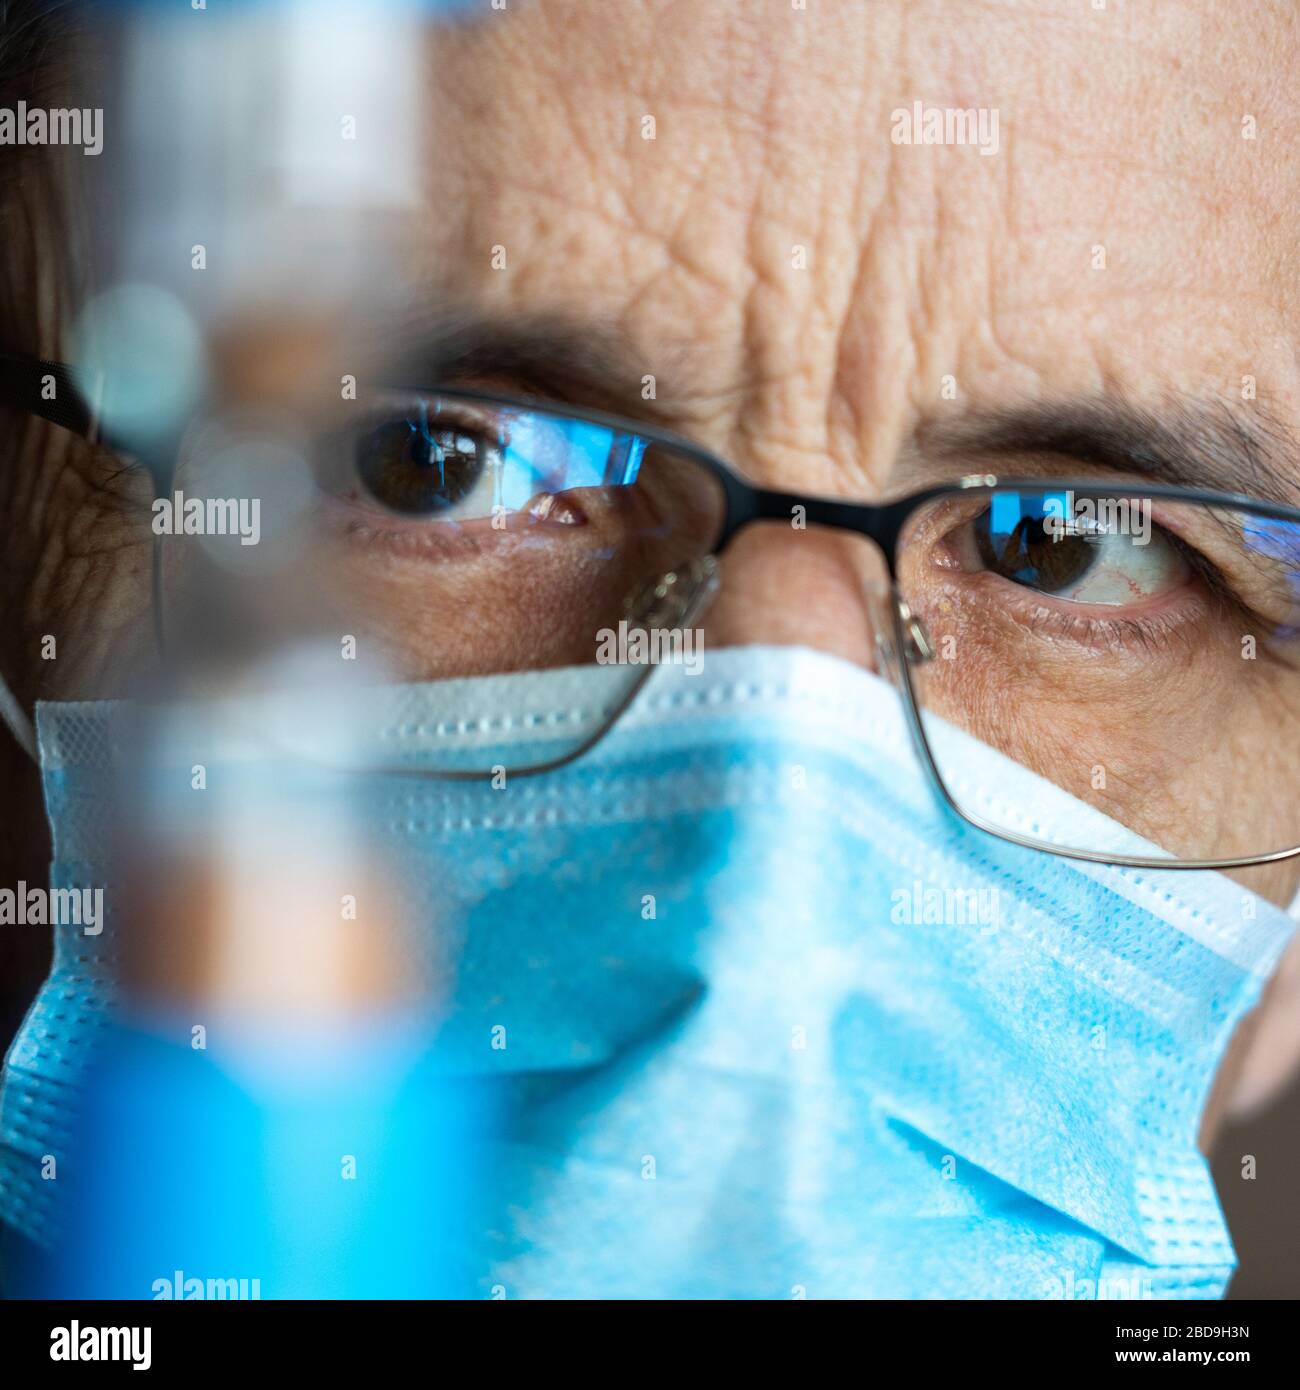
[497,415,646,512]
[1243,514,1300,633]
[989,490,1070,538]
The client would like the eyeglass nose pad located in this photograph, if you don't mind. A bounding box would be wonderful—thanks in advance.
[898,599,936,665]
[865,589,935,684]
[623,555,722,631]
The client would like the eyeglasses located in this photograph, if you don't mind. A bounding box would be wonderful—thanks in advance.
[6,352,1300,872]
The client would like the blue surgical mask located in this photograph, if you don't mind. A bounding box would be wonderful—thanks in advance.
[2,644,1294,1298]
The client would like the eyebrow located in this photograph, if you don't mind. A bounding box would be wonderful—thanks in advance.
[915,395,1300,506]
[383,311,684,421]
[382,313,1300,506]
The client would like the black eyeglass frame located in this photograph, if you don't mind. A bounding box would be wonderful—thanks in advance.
[5,353,1300,873]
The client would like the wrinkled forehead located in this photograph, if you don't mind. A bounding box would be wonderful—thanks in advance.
[409,0,1300,436]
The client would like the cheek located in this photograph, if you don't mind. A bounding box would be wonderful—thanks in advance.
[907,587,1300,864]
[292,504,700,681]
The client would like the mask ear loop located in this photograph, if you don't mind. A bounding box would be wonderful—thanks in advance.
[0,672,37,762]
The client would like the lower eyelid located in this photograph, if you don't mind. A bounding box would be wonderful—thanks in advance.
[1022,604,1208,659]
[320,487,602,564]
[332,508,504,564]
[928,566,1215,656]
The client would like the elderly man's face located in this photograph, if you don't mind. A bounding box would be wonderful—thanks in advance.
[406,0,1300,1120]
[4,0,1300,1119]
[403,0,1300,892]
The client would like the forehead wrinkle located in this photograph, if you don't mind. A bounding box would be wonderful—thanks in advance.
[412,0,1300,505]
[374,302,761,435]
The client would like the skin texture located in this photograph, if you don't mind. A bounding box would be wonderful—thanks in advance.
[3,0,1300,1146]
[410,0,1300,1128]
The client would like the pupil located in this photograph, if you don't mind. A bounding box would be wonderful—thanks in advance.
[407,426,441,470]
[974,506,1095,594]
[356,417,488,516]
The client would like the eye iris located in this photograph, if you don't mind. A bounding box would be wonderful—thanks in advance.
[973,507,1094,594]
[356,418,489,516]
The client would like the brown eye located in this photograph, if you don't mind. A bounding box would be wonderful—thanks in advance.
[967,498,1188,606]
[973,507,1095,594]
[355,416,500,517]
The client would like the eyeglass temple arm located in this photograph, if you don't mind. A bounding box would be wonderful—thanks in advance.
[0,352,100,441]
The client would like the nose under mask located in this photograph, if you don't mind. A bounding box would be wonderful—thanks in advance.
[2,644,1294,1298]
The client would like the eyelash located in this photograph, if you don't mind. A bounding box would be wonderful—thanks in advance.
[1019,591,1215,657]
[334,511,488,559]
